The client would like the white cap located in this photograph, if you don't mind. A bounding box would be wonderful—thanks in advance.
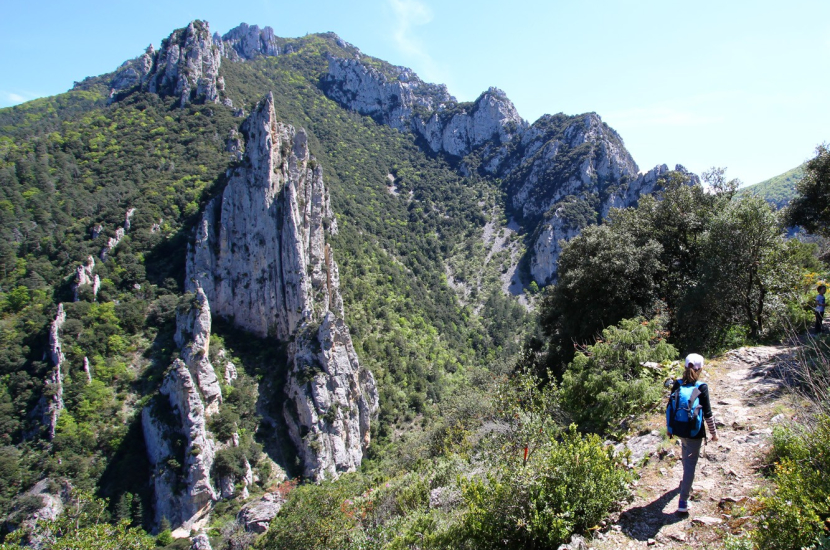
[685,353,704,370]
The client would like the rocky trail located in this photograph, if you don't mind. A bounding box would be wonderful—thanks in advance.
[585,344,800,549]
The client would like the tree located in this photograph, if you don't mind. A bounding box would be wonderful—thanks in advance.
[695,194,800,341]
[785,144,830,235]
[539,223,663,374]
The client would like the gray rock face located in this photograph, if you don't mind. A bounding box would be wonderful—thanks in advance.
[237,493,285,533]
[414,87,527,157]
[285,312,379,480]
[217,23,281,60]
[72,256,99,302]
[141,20,224,107]
[3,478,72,546]
[175,289,223,416]
[142,358,217,533]
[143,291,221,532]
[187,93,338,339]
[529,164,699,284]
[190,532,213,550]
[321,55,701,286]
[323,56,454,133]
[41,304,66,440]
[323,57,524,159]
[100,228,125,261]
[108,45,154,99]
[187,92,378,480]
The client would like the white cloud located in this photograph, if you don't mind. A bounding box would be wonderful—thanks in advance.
[0,90,41,107]
[387,0,449,85]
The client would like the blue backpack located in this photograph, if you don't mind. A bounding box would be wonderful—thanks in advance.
[666,380,704,438]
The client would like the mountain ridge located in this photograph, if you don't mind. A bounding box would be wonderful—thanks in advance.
[0,18,706,547]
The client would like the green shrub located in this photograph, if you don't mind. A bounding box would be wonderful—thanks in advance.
[460,425,631,549]
[258,474,368,550]
[559,317,677,435]
[754,415,830,550]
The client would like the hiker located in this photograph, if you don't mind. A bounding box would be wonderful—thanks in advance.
[815,284,826,334]
[666,353,718,514]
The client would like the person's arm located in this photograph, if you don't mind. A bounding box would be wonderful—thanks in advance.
[699,383,718,440]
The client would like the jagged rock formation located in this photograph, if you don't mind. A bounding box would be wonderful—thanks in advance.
[321,55,700,284]
[529,164,699,285]
[108,46,154,101]
[216,23,281,60]
[323,58,525,159]
[41,304,66,440]
[187,93,378,480]
[144,20,223,107]
[99,208,137,260]
[175,289,223,416]
[237,493,284,533]
[3,478,72,546]
[72,256,100,301]
[109,21,225,107]
[190,532,213,550]
[142,288,221,533]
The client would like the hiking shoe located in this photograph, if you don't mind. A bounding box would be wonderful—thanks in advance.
[677,500,689,513]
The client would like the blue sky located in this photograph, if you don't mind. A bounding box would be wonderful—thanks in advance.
[1,0,828,184]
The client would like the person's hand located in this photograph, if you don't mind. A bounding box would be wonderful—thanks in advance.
[711,434,719,442]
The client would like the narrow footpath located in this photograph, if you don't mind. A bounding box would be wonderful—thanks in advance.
[589,345,797,549]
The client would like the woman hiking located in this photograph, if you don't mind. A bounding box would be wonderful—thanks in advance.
[666,353,718,514]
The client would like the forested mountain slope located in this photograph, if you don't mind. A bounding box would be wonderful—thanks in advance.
[0,19,714,548]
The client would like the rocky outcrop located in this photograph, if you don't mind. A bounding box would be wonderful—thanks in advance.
[237,493,285,533]
[100,228,124,261]
[414,87,526,157]
[143,290,221,533]
[323,56,454,133]
[187,93,339,339]
[321,55,703,286]
[187,93,378,480]
[72,256,100,302]
[191,532,213,550]
[3,478,72,546]
[529,164,699,285]
[108,45,154,99]
[99,208,137,260]
[285,313,378,480]
[323,57,524,159]
[175,289,223,416]
[217,23,281,61]
[142,357,217,533]
[42,304,66,440]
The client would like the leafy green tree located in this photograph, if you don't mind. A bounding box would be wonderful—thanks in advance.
[539,223,663,373]
[692,194,800,342]
[785,143,830,235]
[0,490,153,550]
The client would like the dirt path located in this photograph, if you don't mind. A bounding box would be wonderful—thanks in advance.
[590,345,796,549]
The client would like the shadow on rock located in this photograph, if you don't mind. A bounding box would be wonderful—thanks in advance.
[619,487,684,541]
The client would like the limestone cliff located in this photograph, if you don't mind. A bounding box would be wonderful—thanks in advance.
[187,92,378,480]
[142,288,221,533]
[41,304,66,440]
[110,21,225,107]
[320,54,700,285]
[72,256,99,302]
[323,57,525,159]
[216,23,281,61]
[529,164,699,285]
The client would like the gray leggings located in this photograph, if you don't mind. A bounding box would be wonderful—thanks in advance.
[679,437,703,501]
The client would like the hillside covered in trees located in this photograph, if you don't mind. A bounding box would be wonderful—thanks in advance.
[0,19,829,550]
